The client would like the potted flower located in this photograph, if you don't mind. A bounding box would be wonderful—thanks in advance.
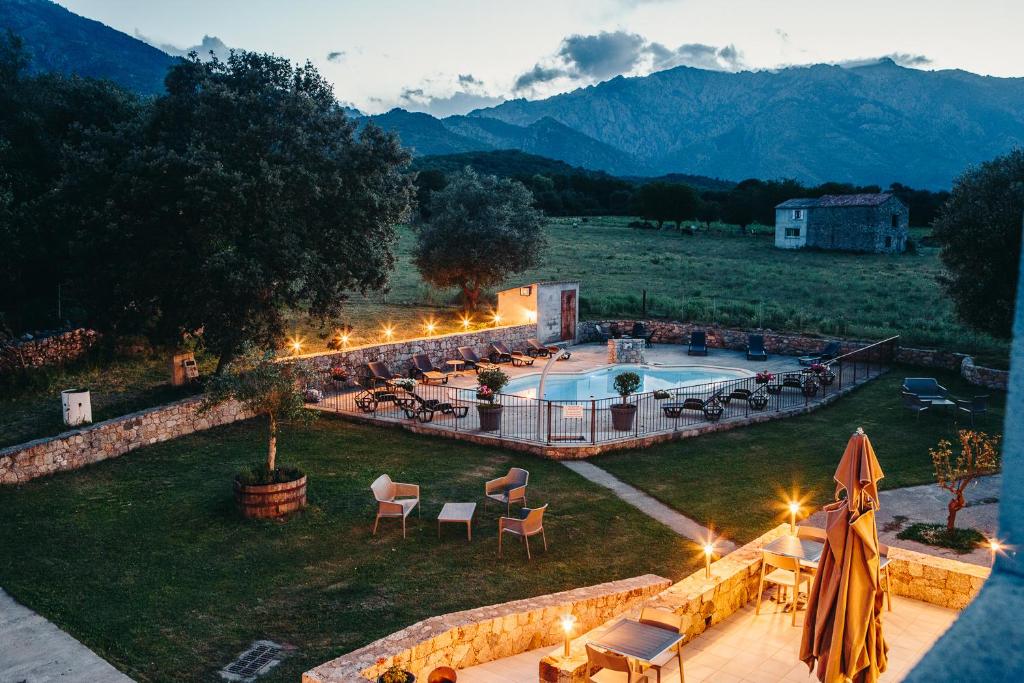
[610,371,642,431]
[391,377,416,392]
[476,367,509,431]
[377,659,415,683]
[200,346,316,520]
[755,371,774,384]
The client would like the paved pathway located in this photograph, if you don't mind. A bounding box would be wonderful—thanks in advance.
[0,588,133,683]
[562,461,737,552]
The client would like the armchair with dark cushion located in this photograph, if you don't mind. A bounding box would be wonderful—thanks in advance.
[485,467,529,514]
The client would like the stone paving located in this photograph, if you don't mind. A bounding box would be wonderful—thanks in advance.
[0,589,133,683]
[807,475,1001,567]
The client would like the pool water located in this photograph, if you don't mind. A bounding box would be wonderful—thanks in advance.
[503,364,752,401]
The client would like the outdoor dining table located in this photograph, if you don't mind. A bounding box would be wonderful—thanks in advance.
[763,534,825,568]
[588,619,683,664]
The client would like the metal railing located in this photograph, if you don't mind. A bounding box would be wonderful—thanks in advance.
[313,336,899,447]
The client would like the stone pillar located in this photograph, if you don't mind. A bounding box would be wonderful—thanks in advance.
[607,338,645,364]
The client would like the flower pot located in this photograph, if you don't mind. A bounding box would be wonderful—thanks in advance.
[233,474,307,519]
[610,403,637,431]
[477,404,503,431]
[378,673,416,683]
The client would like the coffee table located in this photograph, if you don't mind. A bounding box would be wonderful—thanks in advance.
[438,502,476,541]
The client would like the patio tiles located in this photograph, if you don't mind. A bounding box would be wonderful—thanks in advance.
[455,595,956,683]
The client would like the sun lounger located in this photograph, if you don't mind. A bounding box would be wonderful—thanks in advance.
[661,391,725,421]
[799,340,841,366]
[525,338,571,360]
[688,330,708,356]
[457,346,500,373]
[409,353,449,384]
[396,390,469,423]
[746,334,768,361]
[490,341,535,366]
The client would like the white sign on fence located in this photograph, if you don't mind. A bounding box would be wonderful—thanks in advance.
[562,405,584,419]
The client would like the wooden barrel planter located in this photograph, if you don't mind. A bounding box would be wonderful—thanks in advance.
[233,475,307,519]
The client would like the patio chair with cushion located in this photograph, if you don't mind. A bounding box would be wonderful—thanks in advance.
[756,550,812,626]
[525,338,572,360]
[632,322,654,347]
[485,467,529,514]
[395,390,469,423]
[901,377,949,401]
[498,504,547,559]
[371,474,420,538]
[687,330,708,356]
[409,353,449,385]
[490,341,535,367]
[746,334,768,361]
[595,324,613,342]
[585,644,649,683]
[637,608,685,683]
[722,385,769,410]
[901,391,931,419]
[457,346,500,374]
[610,323,624,339]
[955,394,989,427]
[799,340,841,366]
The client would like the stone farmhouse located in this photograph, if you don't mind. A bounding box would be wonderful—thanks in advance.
[774,192,909,253]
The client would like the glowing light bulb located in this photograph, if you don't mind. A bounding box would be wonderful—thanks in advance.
[560,614,576,657]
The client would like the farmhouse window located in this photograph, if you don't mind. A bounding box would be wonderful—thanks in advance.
[792,209,804,220]
[891,214,899,228]
[785,227,801,238]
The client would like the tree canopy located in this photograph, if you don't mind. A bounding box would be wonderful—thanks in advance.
[636,182,699,228]
[932,149,1024,338]
[57,51,414,368]
[412,167,546,311]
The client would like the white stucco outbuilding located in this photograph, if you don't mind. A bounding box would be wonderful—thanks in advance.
[496,281,580,344]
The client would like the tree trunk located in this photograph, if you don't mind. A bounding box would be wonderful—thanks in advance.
[267,412,277,472]
[215,345,236,375]
[946,492,965,531]
[462,283,481,312]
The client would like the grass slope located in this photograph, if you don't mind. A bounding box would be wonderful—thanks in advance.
[596,367,1005,545]
[0,417,694,682]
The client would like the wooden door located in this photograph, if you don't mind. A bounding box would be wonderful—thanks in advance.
[560,289,576,341]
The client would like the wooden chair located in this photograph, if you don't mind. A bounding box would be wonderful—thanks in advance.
[485,467,528,515]
[585,644,649,683]
[955,395,989,427]
[638,608,685,683]
[498,504,547,559]
[370,474,420,538]
[756,550,811,626]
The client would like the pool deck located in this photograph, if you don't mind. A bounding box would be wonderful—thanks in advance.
[311,343,883,457]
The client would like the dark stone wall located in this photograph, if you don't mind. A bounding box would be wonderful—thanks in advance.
[805,197,909,253]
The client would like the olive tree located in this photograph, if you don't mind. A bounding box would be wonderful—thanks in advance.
[932,149,1024,338]
[412,167,546,311]
[930,430,1001,531]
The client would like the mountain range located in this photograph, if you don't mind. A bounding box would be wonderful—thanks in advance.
[5,0,1024,188]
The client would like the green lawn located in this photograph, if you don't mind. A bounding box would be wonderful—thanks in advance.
[0,417,695,683]
[596,366,1006,546]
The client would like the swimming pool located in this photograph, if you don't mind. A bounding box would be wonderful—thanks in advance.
[503,364,752,401]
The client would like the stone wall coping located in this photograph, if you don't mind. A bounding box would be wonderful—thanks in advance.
[302,574,672,683]
[289,324,536,362]
[0,393,207,459]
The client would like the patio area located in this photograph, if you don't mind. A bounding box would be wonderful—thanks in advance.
[311,341,891,455]
[455,594,956,683]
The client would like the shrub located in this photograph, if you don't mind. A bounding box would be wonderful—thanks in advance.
[476,368,510,404]
[613,371,642,404]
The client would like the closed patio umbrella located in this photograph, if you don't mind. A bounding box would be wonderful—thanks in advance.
[800,427,889,683]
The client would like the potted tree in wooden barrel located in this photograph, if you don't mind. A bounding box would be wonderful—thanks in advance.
[476,367,510,432]
[201,347,315,519]
[610,371,642,431]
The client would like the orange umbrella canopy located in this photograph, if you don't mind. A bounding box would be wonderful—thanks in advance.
[800,428,889,683]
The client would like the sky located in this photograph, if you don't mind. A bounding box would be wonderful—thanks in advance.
[59,0,1024,116]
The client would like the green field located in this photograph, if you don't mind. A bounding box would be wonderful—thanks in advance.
[2,215,1007,449]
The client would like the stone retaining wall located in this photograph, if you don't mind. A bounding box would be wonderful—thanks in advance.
[302,575,672,683]
[0,328,100,373]
[540,524,989,683]
[580,319,1008,390]
[0,397,250,484]
[293,324,538,378]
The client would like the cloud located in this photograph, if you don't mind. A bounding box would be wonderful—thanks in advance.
[138,32,235,62]
[327,50,346,62]
[399,82,504,117]
[513,31,744,93]
[458,73,482,86]
[837,53,933,69]
[558,31,647,80]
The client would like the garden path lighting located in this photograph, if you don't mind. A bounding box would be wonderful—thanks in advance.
[789,500,801,534]
[987,538,1005,566]
[703,539,716,578]
[461,316,472,330]
[425,320,437,336]
[560,614,576,657]
[382,324,395,341]
[288,337,303,355]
